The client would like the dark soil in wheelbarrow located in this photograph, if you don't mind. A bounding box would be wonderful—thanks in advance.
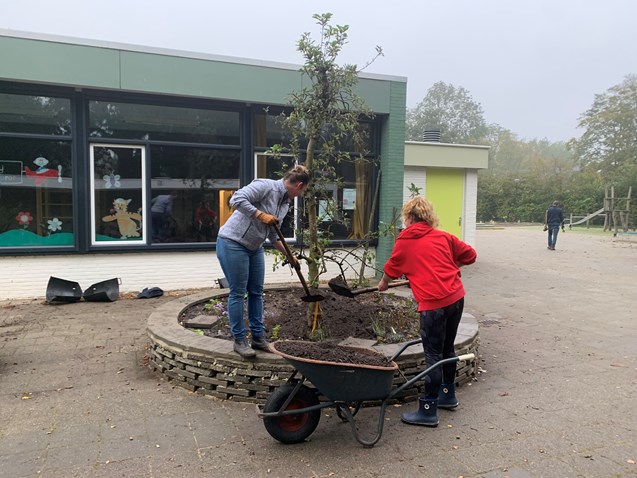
[274,341,394,367]
[179,287,420,365]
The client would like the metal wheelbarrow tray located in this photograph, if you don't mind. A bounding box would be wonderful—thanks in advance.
[46,276,82,303]
[257,339,475,447]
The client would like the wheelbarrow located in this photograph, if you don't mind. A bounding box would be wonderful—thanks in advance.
[257,339,475,447]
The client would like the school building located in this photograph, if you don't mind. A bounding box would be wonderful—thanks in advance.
[0,30,486,300]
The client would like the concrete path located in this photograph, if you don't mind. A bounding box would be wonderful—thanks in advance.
[1,227,635,478]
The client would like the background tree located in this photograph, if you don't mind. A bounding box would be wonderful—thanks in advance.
[568,74,637,225]
[570,74,637,181]
[404,76,636,226]
[406,81,488,143]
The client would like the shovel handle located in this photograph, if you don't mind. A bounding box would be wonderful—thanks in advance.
[352,279,410,296]
[272,223,312,296]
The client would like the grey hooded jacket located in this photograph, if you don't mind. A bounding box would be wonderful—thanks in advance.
[218,178,291,251]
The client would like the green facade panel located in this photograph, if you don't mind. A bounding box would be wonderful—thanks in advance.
[0,33,401,114]
[120,51,303,104]
[0,36,121,89]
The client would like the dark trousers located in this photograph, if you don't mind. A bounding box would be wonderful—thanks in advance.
[152,212,167,241]
[419,297,464,398]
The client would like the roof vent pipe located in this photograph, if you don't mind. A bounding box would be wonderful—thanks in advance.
[423,129,441,142]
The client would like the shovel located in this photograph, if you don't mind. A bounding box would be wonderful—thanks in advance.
[328,275,409,298]
[272,223,324,303]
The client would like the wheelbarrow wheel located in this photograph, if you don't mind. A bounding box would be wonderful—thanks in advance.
[263,384,321,444]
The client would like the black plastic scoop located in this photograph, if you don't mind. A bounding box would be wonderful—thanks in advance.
[272,223,324,303]
[328,275,409,298]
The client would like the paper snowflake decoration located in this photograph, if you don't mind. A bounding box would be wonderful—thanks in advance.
[47,217,63,232]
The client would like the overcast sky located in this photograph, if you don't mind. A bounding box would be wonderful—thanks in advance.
[2,0,636,142]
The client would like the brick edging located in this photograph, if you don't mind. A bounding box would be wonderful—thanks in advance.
[146,284,480,403]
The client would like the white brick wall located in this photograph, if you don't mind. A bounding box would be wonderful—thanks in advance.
[403,166,427,206]
[464,169,478,247]
[0,248,373,300]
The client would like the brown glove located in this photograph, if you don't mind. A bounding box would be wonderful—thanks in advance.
[255,210,279,226]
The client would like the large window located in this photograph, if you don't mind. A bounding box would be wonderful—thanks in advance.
[0,93,74,248]
[87,100,242,247]
[89,101,240,144]
[149,146,240,244]
[253,111,379,241]
[0,93,71,136]
[0,88,381,254]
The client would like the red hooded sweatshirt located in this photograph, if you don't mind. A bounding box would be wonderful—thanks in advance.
[383,222,477,312]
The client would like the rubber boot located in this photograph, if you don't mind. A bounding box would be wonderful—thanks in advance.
[438,382,459,410]
[251,335,270,352]
[233,338,256,358]
[401,398,438,427]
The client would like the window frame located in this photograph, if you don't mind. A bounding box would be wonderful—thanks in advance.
[89,143,147,247]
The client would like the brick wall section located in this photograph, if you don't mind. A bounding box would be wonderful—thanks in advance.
[147,287,479,404]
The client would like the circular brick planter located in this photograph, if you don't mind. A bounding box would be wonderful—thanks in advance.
[146,284,480,404]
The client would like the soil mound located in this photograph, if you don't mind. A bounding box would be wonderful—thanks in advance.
[179,287,419,344]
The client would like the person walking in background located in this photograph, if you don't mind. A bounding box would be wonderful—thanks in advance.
[216,165,310,358]
[151,191,177,242]
[544,201,564,250]
[378,196,477,427]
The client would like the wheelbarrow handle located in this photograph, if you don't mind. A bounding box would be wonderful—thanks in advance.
[457,353,475,362]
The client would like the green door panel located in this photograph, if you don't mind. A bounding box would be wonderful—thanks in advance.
[425,169,464,238]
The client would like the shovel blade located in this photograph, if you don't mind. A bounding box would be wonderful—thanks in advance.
[327,276,356,298]
[301,294,325,303]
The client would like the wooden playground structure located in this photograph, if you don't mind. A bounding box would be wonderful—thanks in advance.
[568,186,632,233]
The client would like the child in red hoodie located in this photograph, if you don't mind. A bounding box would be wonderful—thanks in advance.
[379,196,476,427]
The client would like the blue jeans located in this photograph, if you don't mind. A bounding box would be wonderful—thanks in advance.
[548,225,560,248]
[419,298,464,398]
[216,236,265,341]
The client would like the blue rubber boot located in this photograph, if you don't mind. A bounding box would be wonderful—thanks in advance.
[400,398,438,427]
[438,382,459,410]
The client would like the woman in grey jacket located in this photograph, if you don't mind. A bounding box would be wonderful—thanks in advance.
[217,165,310,357]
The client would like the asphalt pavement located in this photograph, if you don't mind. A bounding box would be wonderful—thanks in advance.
[0,226,635,478]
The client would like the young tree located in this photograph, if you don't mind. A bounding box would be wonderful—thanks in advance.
[273,13,382,287]
[406,81,488,143]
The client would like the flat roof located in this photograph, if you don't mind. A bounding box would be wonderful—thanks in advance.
[405,140,490,150]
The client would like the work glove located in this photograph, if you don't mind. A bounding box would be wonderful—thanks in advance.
[255,210,279,226]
